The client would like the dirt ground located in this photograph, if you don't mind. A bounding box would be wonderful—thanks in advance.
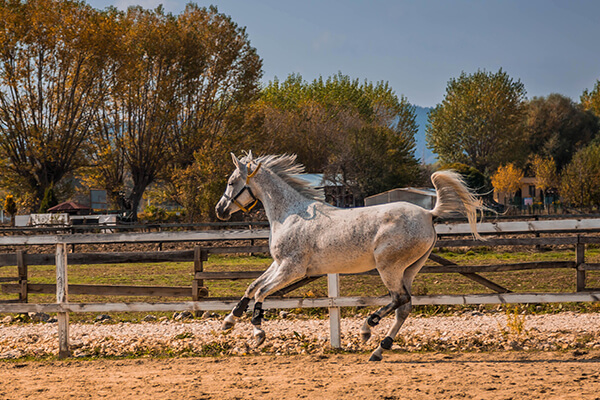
[1,350,600,400]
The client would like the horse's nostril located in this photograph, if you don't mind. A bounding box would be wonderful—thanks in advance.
[215,205,231,221]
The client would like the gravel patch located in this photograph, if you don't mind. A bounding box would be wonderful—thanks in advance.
[1,312,599,359]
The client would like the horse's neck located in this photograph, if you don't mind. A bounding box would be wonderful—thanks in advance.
[251,170,311,223]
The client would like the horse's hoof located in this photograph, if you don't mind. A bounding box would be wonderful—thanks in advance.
[221,320,235,331]
[360,331,371,343]
[254,330,266,347]
[368,353,383,362]
[222,313,237,331]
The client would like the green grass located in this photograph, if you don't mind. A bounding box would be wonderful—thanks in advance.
[1,248,599,322]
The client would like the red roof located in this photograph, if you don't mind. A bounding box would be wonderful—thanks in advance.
[47,201,90,212]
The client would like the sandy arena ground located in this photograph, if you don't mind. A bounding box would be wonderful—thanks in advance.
[2,312,600,399]
[2,350,600,399]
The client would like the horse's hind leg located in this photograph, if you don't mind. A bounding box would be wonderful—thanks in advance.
[368,295,412,362]
[360,251,425,343]
[366,244,434,361]
[360,286,409,343]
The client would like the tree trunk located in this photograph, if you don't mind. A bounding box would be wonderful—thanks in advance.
[126,175,154,222]
[542,189,547,213]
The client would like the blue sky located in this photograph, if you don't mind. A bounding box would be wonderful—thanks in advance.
[88,0,600,108]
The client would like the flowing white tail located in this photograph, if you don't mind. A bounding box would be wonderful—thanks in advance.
[430,170,485,241]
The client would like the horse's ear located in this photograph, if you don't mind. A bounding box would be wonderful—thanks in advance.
[231,153,241,169]
[247,150,254,160]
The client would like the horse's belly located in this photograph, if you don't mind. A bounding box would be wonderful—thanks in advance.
[305,249,376,275]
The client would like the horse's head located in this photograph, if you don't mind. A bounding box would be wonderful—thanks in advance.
[215,152,261,220]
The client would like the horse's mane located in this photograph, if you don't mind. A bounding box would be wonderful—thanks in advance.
[241,153,325,201]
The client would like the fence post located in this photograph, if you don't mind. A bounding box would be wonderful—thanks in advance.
[192,247,208,317]
[576,236,586,292]
[56,243,70,359]
[327,273,341,349]
[17,250,27,303]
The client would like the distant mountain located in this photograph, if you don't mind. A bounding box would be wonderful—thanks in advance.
[413,106,437,165]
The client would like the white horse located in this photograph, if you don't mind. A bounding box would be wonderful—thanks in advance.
[215,152,485,361]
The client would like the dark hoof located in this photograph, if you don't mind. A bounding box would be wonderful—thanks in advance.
[368,353,383,362]
[221,321,235,331]
[254,330,266,347]
[361,331,371,343]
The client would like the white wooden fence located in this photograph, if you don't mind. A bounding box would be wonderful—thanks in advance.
[1,218,600,357]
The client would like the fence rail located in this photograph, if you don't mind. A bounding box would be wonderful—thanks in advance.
[1,212,600,235]
[0,218,599,358]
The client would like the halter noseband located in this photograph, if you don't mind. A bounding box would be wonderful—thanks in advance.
[226,162,262,213]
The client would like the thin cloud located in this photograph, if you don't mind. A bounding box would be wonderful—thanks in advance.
[312,31,346,52]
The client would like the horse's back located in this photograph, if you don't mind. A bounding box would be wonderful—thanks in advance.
[271,201,436,275]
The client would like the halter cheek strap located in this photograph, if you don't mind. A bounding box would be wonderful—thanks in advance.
[228,162,262,213]
[246,162,261,183]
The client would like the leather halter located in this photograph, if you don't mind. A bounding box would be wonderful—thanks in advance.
[225,162,262,213]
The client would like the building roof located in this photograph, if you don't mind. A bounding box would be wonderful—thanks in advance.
[297,173,344,188]
[364,187,438,208]
[47,201,90,212]
[366,187,437,200]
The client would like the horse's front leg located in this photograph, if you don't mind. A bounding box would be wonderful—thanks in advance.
[222,261,279,331]
[248,263,305,346]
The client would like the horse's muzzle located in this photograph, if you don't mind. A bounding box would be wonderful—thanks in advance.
[215,201,231,221]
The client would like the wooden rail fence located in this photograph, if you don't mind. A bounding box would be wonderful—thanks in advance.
[0,218,599,357]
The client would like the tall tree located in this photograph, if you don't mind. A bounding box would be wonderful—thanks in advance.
[170,4,262,168]
[0,0,111,210]
[89,6,181,220]
[165,5,262,221]
[326,77,422,197]
[87,5,262,221]
[523,94,598,171]
[247,73,421,200]
[560,143,600,209]
[426,69,526,174]
[84,6,127,209]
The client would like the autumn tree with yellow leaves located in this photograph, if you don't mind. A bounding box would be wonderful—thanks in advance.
[85,4,262,220]
[0,0,113,211]
[491,163,524,206]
